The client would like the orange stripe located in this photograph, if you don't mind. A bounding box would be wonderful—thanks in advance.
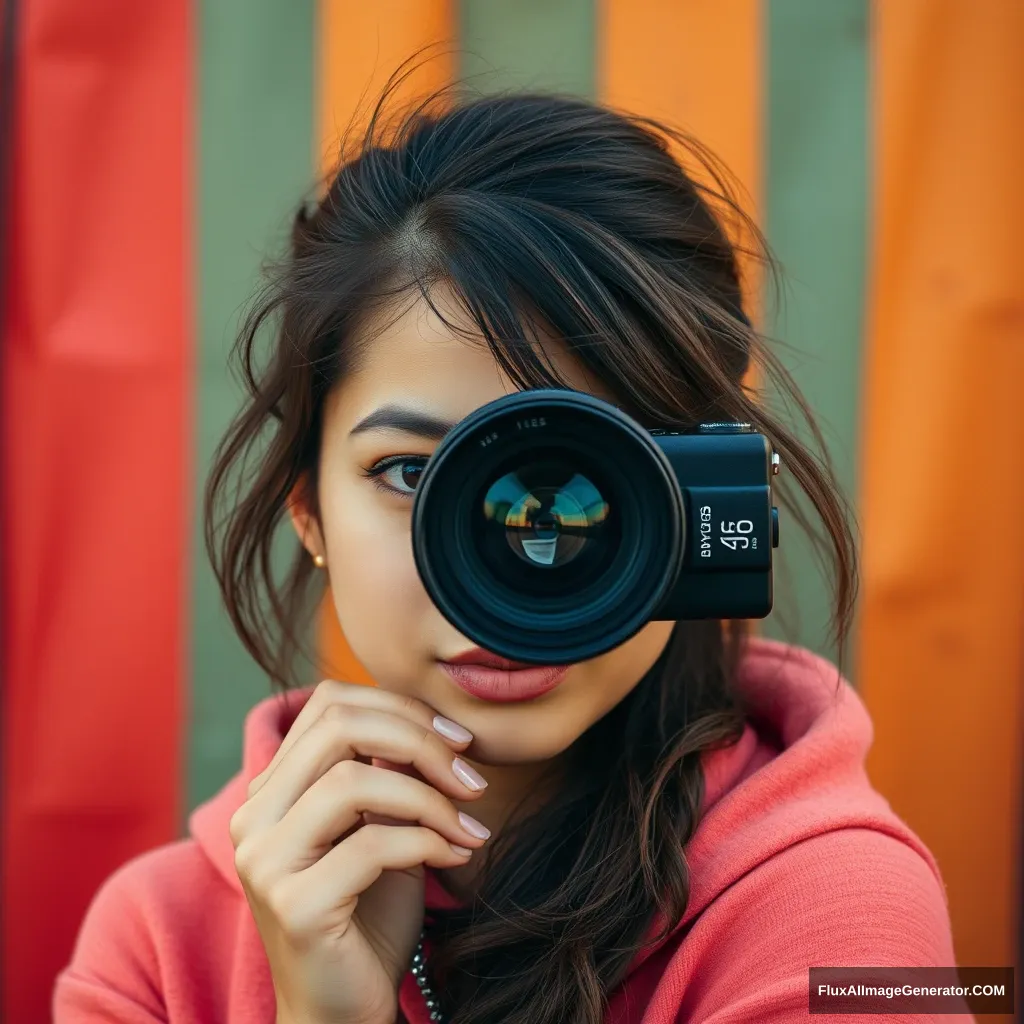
[858,0,1024,972]
[1,1,189,1018]
[317,0,455,174]
[316,0,455,684]
[598,0,763,322]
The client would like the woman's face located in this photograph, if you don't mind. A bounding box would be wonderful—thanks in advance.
[291,287,674,767]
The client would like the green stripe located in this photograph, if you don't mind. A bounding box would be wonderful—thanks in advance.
[190,2,315,814]
[459,0,595,97]
[762,0,869,675]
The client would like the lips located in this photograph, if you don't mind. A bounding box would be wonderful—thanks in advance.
[443,649,543,671]
[439,648,571,703]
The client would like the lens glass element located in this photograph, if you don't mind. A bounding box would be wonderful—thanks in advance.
[482,460,610,569]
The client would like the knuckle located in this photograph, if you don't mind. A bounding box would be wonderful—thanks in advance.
[228,806,250,847]
[325,757,362,787]
[415,725,436,755]
[245,772,268,800]
[320,700,349,725]
[353,823,386,857]
[232,837,263,884]
[313,677,344,702]
[315,678,356,710]
[398,693,421,717]
[322,701,365,737]
[301,680,331,720]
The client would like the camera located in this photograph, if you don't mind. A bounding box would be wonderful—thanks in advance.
[412,389,780,665]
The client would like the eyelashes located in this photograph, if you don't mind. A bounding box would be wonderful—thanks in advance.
[363,455,428,497]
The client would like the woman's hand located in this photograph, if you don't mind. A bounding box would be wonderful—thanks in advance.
[228,680,490,1024]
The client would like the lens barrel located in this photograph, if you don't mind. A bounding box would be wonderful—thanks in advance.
[411,390,684,664]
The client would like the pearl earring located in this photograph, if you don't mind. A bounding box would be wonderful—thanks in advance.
[313,553,326,568]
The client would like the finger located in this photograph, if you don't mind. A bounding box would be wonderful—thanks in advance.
[257,760,489,877]
[370,757,417,778]
[239,704,488,834]
[249,679,472,797]
[281,824,474,926]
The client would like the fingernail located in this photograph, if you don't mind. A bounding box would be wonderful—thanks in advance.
[449,843,473,856]
[458,812,491,840]
[433,715,473,743]
[451,757,488,791]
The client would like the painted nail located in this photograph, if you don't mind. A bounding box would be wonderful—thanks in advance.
[458,812,491,840]
[449,843,473,856]
[451,757,488,791]
[433,715,473,743]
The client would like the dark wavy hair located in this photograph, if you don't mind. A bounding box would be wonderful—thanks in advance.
[205,60,857,1024]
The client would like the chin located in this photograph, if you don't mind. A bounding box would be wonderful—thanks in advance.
[459,716,580,766]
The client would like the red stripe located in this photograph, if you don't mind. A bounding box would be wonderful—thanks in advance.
[0,2,190,1019]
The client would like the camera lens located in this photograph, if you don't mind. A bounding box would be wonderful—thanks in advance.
[412,390,685,664]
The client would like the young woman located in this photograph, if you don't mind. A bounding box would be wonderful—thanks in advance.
[54,71,963,1024]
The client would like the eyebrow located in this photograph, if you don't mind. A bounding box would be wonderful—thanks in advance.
[348,405,458,441]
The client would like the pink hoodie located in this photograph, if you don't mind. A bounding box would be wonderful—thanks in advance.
[53,638,967,1022]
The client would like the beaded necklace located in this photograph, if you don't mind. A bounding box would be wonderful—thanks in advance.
[410,926,445,1022]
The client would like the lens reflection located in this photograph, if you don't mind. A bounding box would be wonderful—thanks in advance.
[482,461,610,568]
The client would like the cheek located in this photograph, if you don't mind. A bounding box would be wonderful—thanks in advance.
[320,478,426,672]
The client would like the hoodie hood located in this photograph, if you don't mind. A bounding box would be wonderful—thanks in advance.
[189,636,940,977]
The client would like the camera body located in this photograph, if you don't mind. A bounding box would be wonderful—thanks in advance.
[649,424,779,622]
[412,389,780,665]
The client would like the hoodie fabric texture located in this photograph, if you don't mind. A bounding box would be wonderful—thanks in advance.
[53,638,967,1022]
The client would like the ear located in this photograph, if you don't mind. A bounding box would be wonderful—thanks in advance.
[287,478,326,561]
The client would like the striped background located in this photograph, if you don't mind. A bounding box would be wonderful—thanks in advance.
[3,2,1022,1019]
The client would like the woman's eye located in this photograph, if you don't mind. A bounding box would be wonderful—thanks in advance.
[368,456,427,496]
